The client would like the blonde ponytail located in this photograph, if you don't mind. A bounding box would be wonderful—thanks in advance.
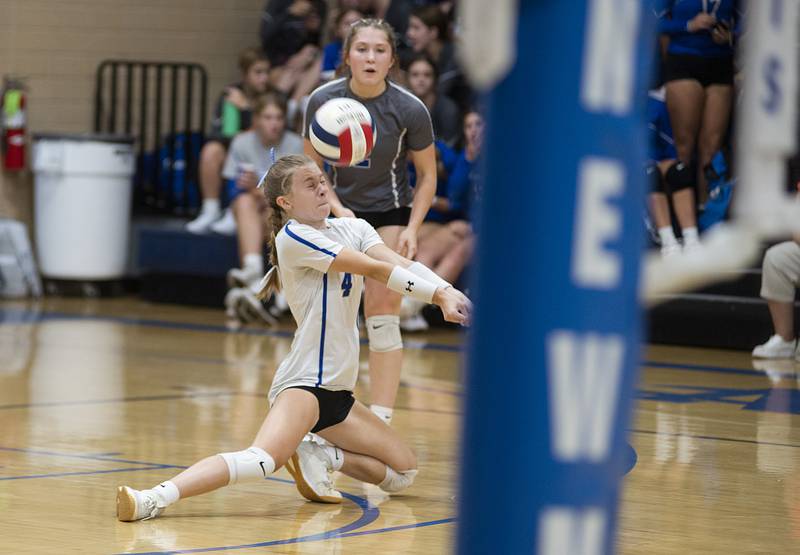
[256,154,318,300]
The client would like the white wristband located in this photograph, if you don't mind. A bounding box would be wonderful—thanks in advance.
[408,261,451,288]
[387,265,439,303]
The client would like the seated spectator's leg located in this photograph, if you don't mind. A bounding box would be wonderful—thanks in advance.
[434,226,475,285]
[697,84,733,204]
[415,223,459,269]
[761,242,800,342]
[416,221,440,243]
[187,141,227,232]
[230,190,266,286]
[200,141,227,206]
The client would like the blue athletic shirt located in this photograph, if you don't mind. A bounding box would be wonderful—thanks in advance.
[658,0,741,57]
[425,140,474,223]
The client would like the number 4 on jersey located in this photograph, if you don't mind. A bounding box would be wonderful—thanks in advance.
[341,273,353,297]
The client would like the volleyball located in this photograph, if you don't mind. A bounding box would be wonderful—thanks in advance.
[309,98,376,167]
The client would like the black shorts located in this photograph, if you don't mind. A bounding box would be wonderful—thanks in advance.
[663,53,734,87]
[288,386,355,433]
[353,206,411,229]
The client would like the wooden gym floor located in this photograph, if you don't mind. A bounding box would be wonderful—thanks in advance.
[1,297,799,554]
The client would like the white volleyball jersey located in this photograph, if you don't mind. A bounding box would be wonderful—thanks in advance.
[268,217,383,403]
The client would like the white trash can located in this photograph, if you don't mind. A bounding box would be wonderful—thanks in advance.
[33,133,135,280]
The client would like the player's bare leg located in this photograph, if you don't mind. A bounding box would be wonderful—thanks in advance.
[364,225,405,423]
[116,389,318,521]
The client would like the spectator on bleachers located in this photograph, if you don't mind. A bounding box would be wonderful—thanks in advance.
[186,47,271,234]
[401,109,483,331]
[321,8,364,81]
[646,87,700,256]
[407,53,461,146]
[659,0,740,205]
[405,4,471,111]
[259,0,327,123]
[221,92,304,303]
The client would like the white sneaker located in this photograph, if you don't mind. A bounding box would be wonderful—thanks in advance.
[116,486,165,522]
[682,239,702,254]
[752,334,796,359]
[285,440,342,504]
[185,208,221,234]
[400,313,429,332]
[660,242,681,258]
[227,265,262,289]
[400,297,427,319]
[224,287,277,326]
[210,208,237,235]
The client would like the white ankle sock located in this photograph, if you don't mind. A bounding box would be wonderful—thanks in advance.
[201,199,221,216]
[371,404,393,425]
[682,227,699,245]
[322,445,344,471]
[243,253,264,275]
[153,480,180,506]
[658,226,678,247]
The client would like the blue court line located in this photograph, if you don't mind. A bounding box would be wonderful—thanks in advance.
[0,465,170,481]
[642,360,790,379]
[0,308,464,352]
[629,428,800,450]
[0,446,188,468]
[1,445,382,555]
[336,517,456,538]
[2,307,782,368]
[0,391,238,411]
[120,486,380,555]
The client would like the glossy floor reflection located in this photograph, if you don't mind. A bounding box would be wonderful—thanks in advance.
[2,298,800,553]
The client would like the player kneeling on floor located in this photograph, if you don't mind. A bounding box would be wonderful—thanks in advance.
[116,154,472,521]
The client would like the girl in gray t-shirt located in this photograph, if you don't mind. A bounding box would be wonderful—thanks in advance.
[303,19,437,425]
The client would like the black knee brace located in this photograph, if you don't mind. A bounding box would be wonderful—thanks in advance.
[664,161,694,193]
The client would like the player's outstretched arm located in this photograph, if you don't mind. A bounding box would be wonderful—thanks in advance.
[365,243,473,310]
[330,248,471,325]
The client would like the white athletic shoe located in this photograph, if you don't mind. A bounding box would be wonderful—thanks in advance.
[399,297,427,319]
[285,440,342,504]
[185,208,221,234]
[682,240,702,254]
[116,486,165,522]
[660,242,681,258]
[210,208,237,235]
[752,334,796,359]
[224,287,277,326]
[227,265,262,289]
[400,313,429,332]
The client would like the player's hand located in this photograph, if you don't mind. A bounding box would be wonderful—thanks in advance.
[397,228,418,259]
[225,87,250,109]
[237,170,258,190]
[687,13,717,32]
[433,287,472,326]
[711,23,731,44]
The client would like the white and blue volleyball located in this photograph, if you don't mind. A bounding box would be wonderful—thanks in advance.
[309,98,376,167]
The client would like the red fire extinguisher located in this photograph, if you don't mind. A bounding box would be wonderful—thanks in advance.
[2,79,27,171]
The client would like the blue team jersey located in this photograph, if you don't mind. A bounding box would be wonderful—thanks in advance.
[647,90,677,162]
[658,0,741,57]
